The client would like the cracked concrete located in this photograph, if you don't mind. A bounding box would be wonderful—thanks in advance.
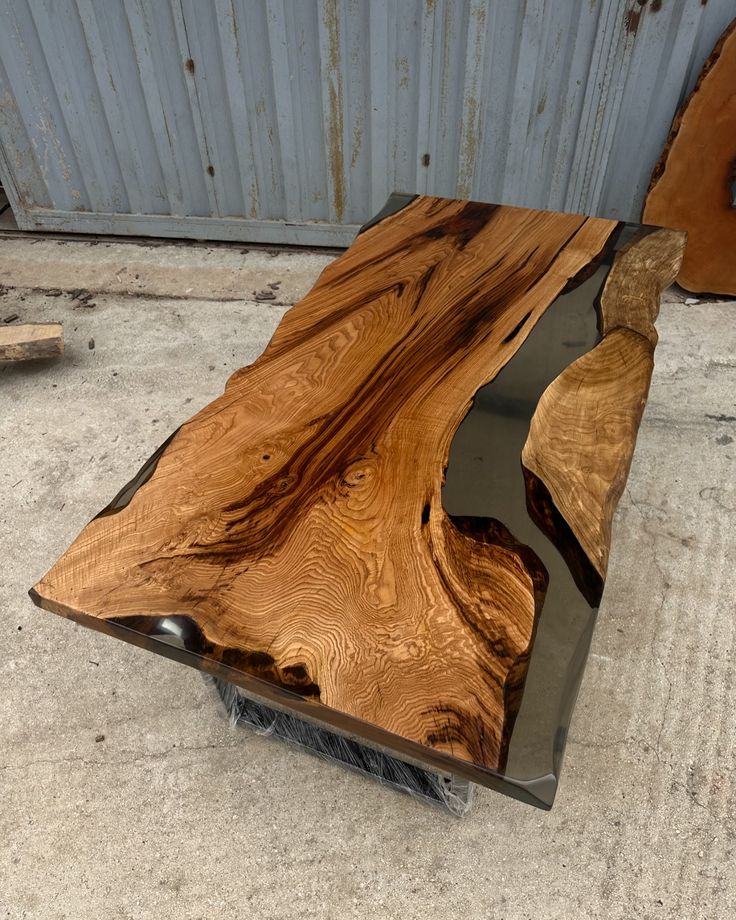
[1,236,735,919]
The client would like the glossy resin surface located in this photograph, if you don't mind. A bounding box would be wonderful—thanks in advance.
[30,195,685,808]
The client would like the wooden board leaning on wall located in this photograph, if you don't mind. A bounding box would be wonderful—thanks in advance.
[643,17,736,297]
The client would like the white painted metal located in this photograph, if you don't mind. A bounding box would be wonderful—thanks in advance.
[0,0,732,246]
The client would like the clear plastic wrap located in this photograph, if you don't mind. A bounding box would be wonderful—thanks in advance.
[209,677,475,816]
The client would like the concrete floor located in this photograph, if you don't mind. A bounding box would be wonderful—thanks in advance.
[0,235,734,920]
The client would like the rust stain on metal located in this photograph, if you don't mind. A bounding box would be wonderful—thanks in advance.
[439,0,453,119]
[207,165,215,176]
[324,0,340,71]
[456,2,486,200]
[624,7,642,35]
[326,81,346,221]
[457,94,479,198]
[230,0,239,51]
[322,0,346,222]
[651,0,662,12]
[184,58,195,74]
[397,56,409,89]
[351,115,363,168]
[422,153,431,167]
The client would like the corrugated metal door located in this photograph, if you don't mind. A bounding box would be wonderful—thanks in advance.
[0,0,732,246]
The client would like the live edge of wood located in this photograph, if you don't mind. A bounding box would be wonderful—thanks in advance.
[643,17,736,296]
[30,196,684,783]
[522,227,685,606]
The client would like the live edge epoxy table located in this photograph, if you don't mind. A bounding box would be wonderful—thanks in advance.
[30,195,685,814]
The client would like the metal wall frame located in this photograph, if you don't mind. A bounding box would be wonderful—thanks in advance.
[0,0,732,246]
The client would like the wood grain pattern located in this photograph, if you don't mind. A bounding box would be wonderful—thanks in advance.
[0,323,63,361]
[31,197,620,772]
[599,229,687,346]
[643,17,736,296]
[522,228,686,605]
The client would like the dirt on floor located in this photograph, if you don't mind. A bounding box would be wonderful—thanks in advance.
[1,235,735,920]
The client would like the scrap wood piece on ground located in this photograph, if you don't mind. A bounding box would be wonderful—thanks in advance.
[643,17,736,296]
[0,323,64,362]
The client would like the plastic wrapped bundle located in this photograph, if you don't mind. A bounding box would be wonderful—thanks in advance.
[210,677,475,817]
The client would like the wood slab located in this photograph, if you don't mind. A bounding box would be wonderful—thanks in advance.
[0,323,63,361]
[30,196,684,791]
[643,18,736,296]
[522,228,686,605]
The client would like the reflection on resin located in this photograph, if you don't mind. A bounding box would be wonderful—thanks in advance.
[444,221,683,796]
[443,258,610,790]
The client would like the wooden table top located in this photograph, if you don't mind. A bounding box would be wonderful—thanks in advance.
[30,195,685,808]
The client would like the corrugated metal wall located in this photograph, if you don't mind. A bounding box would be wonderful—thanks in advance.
[0,0,732,246]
